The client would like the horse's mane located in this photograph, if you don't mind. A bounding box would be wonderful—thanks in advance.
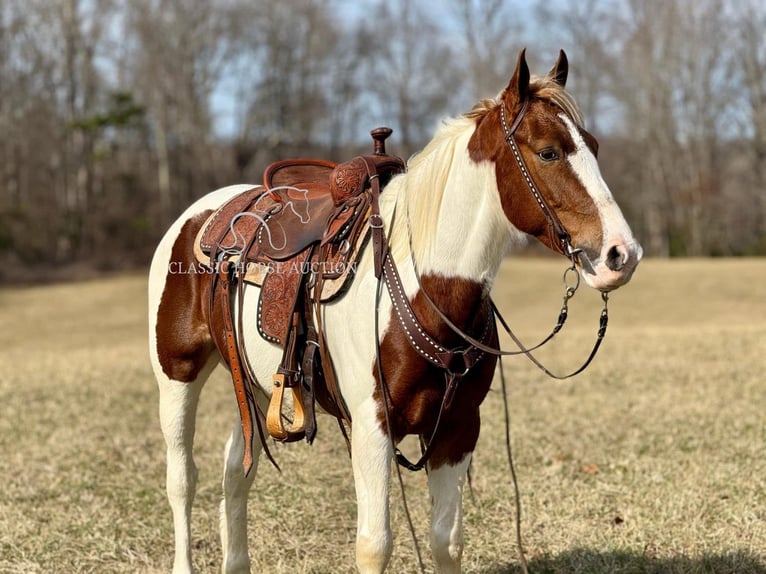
[387,115,475,264]
[387,75,583,265]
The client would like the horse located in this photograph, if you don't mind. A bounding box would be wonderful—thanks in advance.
[148,49,642,573]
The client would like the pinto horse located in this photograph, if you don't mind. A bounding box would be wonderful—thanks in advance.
[148,50,642,573]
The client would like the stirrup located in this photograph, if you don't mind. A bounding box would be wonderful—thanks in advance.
[266,373,307,442]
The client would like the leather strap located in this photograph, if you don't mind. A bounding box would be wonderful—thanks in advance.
[210,252,281,474]
[372,205,494,471]
[219,264,258,475]
[392,371,462,472]
[491,296,609,380]
[311,251,353,426]
[365,156,387,279]
[500,100,575,257]
[381,253,489,374]
[235,276,281,472]
[300,323,319,443]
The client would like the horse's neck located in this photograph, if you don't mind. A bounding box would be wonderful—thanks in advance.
[394,133,513,292]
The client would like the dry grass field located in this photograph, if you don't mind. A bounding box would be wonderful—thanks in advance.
[0,258,764,573]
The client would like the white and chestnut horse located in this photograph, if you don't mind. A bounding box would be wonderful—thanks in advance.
[148,50,642,573]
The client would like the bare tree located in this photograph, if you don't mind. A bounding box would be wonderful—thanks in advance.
[359,0,459,156]
[672,0,735,255]
[127,0,235,225]
[536,0,621,133]
[611,0,688,256]
[451,0,522,100]
[734,1,766,251]
[0,0,117,262]
[224,0,340,173]
[59,0,116,257]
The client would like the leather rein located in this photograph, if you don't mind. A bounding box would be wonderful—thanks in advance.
[375,98,611,471]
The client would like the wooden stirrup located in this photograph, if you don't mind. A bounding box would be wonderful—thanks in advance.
[266,373,307,442]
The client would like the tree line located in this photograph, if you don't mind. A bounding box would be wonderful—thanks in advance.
[0,0,764,281]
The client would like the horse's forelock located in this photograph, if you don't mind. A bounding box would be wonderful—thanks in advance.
[528,75,585,128]
[464,75,585,129]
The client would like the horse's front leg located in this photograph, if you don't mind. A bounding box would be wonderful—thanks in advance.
[428,455,472,574]
[351,401,394,574]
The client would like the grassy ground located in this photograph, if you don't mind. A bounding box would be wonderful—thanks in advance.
[0,258,764,573]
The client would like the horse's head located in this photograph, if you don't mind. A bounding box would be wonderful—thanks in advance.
[468,49,642,291]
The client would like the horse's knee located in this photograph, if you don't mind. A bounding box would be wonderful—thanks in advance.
[222,428,256,494]
[355,532,392,574]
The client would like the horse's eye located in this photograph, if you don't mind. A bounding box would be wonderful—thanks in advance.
[537,148,559,162]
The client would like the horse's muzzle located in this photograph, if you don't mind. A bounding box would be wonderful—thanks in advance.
[581,239,643,292]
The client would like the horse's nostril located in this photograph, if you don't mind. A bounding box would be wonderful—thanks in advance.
[606,245,627,272]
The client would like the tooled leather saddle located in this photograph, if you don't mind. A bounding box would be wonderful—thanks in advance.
[195,128,405,474]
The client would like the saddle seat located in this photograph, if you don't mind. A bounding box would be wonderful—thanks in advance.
[195,128,405,450]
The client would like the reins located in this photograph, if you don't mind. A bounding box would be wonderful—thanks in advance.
[499,355,530,574]
[412,254,611,379]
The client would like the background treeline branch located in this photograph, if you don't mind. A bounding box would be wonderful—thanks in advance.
[0,0,764,281]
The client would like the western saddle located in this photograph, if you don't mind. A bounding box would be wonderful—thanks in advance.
[195,128,405,473]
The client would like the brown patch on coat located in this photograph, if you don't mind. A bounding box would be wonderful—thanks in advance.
[155,211,216,382]
[467,96,603,258]
[374,275,498,469]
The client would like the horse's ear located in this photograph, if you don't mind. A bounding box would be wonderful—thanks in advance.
[548,49,568,87]
[505,48,530,104]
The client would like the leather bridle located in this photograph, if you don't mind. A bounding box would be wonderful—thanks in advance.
[499,99,583,265]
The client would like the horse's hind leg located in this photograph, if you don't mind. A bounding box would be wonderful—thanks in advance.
[219,395,266,574]
[150,210,221,573]
[156,358,217,574]
[428,456,472,574]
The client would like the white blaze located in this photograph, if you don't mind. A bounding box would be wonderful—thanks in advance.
[560,114,642,263]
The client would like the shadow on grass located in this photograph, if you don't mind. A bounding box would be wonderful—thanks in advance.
[487,548,766,574]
